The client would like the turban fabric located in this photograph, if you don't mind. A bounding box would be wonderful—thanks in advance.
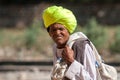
[42,6,77,33]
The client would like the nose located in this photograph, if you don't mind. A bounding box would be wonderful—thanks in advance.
[55,30,61,35]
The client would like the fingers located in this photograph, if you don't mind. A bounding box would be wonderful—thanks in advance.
[62,50,66,59]
[62,46,70,57]
[63,45,70,53]
[62,45,74,65]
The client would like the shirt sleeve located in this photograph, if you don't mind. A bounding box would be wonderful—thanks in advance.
[65,44,96,80]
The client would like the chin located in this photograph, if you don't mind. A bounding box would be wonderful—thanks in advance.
[57,41,64,45]
[56,41,66,47]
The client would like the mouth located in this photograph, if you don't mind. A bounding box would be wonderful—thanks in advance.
[55,36,63,40]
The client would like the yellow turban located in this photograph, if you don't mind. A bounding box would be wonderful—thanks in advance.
[42,6,77,33]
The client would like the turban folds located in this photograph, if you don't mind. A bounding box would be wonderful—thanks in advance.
[42,6,77,33]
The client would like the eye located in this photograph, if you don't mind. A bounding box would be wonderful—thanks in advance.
[50,28,56,32]
[59,27,65,31]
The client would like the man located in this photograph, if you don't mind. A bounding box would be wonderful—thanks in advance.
[42,6,96,80]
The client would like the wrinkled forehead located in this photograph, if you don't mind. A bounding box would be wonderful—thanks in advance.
[47,23,69,33]
[49,23,65,28]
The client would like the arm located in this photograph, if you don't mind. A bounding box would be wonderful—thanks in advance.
[65,44,96,80]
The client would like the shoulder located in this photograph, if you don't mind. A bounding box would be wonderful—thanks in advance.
[72,38,92,53]
[73,38,90,47]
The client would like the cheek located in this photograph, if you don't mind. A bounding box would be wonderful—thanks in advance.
[49,33,56,41]
[49,31,54,37]
[63,32,70,40]
[66,34,70,40]
[64,30,70,36]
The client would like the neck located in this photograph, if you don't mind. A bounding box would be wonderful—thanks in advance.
[57,43,66,49]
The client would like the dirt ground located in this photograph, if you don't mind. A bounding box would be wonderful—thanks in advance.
[0,67,120,80]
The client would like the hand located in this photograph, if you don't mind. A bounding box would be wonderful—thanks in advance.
[62,45,74,66]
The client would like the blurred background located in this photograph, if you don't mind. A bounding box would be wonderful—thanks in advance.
[0,0,120,80]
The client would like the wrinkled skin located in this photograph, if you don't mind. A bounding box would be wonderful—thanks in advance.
[48,23,74,65]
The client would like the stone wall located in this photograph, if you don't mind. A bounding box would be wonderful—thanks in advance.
[0,5,35,28]
[0,3,120,28]
[63,4,120,25]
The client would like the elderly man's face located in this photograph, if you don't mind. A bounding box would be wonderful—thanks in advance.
[49,23,70,48]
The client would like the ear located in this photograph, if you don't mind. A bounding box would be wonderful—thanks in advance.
[46,27,52,37]
[48,31,51,37]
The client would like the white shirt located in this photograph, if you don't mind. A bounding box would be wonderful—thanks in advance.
[53,32,97,80]
[65,44,96,80]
